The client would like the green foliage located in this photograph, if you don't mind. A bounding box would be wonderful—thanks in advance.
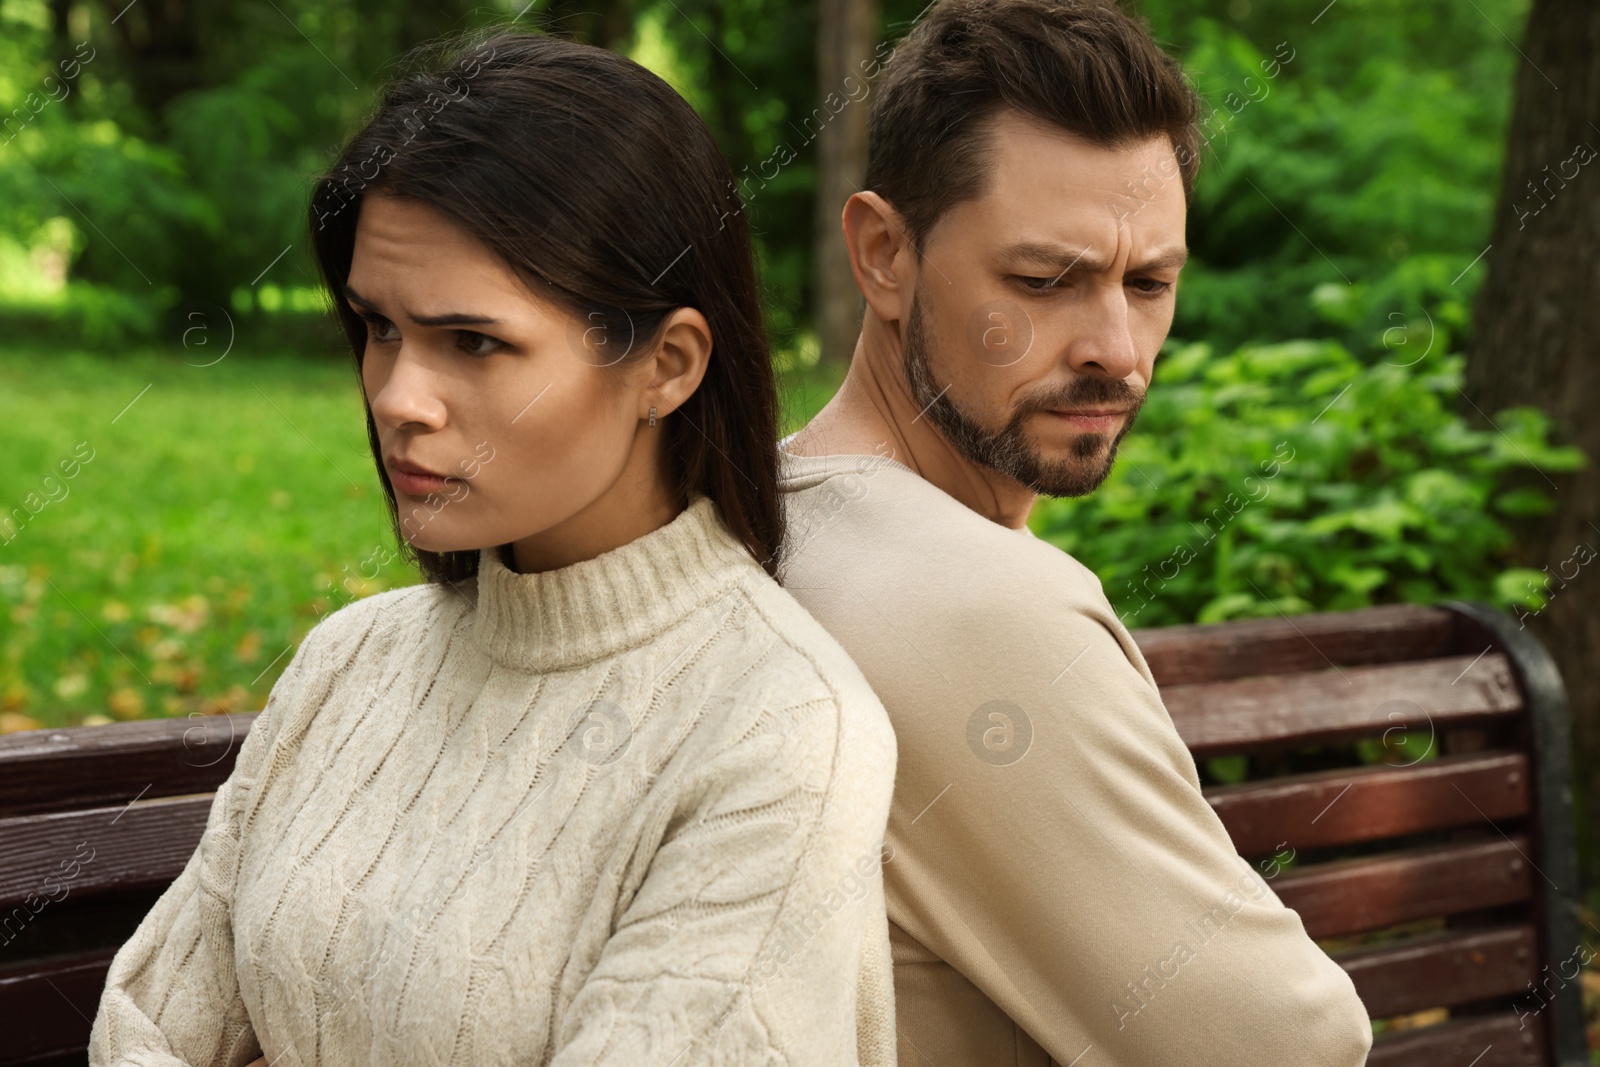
[1134,0,1527,353]
[1030,326,1583,629]
[0,0,1535,362]
[0,0,481,340]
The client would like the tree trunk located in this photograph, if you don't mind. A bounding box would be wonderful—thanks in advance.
[101,0,205,120]
[1464,0,1600,888]
[700,0,746,159]
[813,0,877,366]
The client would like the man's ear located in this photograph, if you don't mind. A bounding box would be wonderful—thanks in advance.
[842,191,914,326]
[643,306,712,422]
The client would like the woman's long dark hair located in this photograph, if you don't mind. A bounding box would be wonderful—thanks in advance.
[309,30,782,583]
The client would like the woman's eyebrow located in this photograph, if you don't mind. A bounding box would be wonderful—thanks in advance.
[343,283,501,327]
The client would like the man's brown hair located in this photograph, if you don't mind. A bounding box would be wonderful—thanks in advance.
[865,0,1205,246]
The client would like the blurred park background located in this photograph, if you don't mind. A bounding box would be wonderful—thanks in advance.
[2,0,1599,1039]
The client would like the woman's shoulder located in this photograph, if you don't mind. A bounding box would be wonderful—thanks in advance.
[295,578,467,671]
[245,579,469,751]
[718,572,896,748]
[668,576,896,869]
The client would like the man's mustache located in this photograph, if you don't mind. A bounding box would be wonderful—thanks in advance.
[1021,377,1146,416]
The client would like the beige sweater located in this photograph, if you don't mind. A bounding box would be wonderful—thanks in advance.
[776,445,1373,1067]
[89,493,898,1067]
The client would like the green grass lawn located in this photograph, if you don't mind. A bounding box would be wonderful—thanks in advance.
[0,344,843,731]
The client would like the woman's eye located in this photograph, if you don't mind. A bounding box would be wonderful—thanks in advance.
[362,314,399,343]
[456,330,503,357]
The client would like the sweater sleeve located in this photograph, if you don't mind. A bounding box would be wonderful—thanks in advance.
[876,563,1374,1066]
[88,624,330,1067]
[548,681,898,1066]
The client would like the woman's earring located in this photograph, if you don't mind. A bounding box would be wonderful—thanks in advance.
[648,406,657,427]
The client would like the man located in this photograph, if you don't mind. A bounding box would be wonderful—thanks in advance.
[777,0,1374,1063]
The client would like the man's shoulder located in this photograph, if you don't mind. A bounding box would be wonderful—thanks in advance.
[776,455,1160,703]
[779,454,1109,617]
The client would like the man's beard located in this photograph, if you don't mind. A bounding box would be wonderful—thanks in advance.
[902,282,1145,498]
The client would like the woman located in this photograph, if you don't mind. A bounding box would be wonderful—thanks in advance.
[89,30,897,1067]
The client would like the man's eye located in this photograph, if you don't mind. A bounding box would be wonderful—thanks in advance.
[1016,275,1063,291]
[456,330,503,357]
[1131,278,1174,295]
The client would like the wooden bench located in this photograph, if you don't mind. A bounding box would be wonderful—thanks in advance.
[0,601,1585,1065]
[1144,601,1587,1066]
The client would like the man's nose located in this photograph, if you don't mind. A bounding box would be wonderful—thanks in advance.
[1062,286,1138,380]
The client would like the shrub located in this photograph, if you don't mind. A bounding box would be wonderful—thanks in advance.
[1030,335,1583,629]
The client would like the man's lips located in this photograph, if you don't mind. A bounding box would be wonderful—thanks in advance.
[1047,409,1129,432]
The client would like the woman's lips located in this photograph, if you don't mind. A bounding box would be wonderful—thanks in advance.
[385,457,459,496]
[390,468,456,495]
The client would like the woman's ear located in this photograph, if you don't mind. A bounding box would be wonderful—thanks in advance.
[644,307,713,421]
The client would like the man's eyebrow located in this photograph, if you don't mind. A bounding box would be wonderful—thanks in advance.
[342,284,501,328]
[1000,241,1190,275]
[1136,246,1191,272]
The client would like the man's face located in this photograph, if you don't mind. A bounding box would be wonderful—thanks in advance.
[902,109,1188,497]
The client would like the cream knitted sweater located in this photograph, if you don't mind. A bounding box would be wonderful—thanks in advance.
[88,494,899,1067]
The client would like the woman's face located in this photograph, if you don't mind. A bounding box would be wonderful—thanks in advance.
[346,194,709,570]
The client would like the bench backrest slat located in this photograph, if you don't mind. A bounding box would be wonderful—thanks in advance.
[0,715,249,818]
[1339,923,1536,1020]
[1204,750,1529,857]
[1161,652,1522,755]
[0,950,119,1065]
[1364,1012,1545,1065]
[1136,603,1458,686]
[0,795,213,913]
[1265,835,1532,940]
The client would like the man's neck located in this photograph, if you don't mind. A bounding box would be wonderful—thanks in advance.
[786,317,1038,530]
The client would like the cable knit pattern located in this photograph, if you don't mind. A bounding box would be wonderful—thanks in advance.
[88,494,899,1067]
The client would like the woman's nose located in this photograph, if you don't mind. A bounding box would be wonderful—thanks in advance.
[368,347,447,432]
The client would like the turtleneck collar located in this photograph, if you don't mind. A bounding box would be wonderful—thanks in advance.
[469,493,759,673]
